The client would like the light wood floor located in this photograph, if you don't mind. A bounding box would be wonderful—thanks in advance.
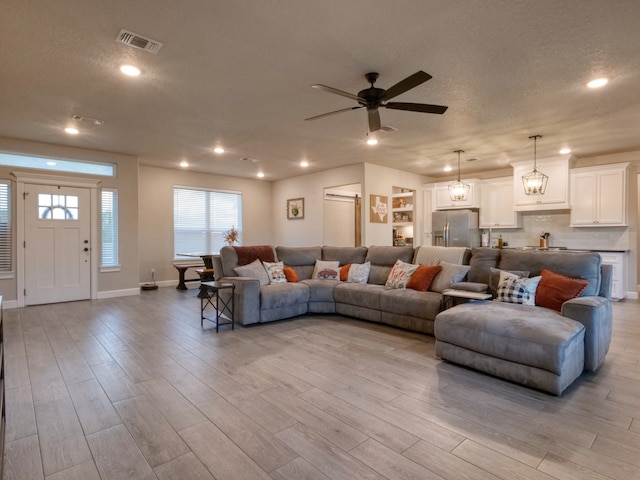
[2,287,640,480]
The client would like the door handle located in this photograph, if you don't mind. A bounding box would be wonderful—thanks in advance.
[84,247,89,252]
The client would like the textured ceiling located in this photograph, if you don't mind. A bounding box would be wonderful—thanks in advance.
[2,0,640,180]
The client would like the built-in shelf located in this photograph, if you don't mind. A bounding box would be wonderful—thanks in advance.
[392,188,415,245]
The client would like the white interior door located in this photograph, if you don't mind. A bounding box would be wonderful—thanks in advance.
[24,184,91,305]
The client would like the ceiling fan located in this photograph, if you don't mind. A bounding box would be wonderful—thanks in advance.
[305,71,448,132]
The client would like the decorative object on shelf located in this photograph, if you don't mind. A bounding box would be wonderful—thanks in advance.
[287,198,304,219]
[522,134,548,196]
[449,149,470,201]
[223,226,239,245]
[370,194,388,223]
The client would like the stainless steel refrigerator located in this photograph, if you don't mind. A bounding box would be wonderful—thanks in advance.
[432,209,480,247]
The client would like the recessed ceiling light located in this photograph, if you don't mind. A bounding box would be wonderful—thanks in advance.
[443,166,452,172]
[559,148,572,154]
[300,160,309,167]
[587,77,608,89]
[213,146,225,154]
[366,138,378,146]
[120,64,141,77]
[64,127,79,135]
[46,161,57,166]
[257,172,265,178]
[180,160,189,168]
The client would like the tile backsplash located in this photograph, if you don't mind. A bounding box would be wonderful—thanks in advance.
[488,211,630,251]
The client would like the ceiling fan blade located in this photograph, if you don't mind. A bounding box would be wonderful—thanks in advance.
[385,102,448,114]
[304,106,363,121]
[383,71,432,100]
[368,109,381,132]
[311,84,363,101]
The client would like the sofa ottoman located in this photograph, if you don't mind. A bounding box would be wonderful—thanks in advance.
[435,302,586,395]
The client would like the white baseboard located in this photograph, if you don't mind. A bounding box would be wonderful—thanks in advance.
[626,290,638,300]
[2,299,19,309]
[97,288,140,299]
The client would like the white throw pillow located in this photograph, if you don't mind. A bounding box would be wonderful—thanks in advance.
[311,260,340,280]
[347,262,371,284]
[263,261,287,284]
[385,260,419,289]
[234,258,269,286]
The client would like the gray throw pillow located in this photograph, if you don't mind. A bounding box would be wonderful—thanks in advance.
[429,262,471,293]
[234,258,269,286]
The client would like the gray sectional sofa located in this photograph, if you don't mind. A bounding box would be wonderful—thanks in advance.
[212,244,613,395]
[214,244,461,334]
[435,248,613,395]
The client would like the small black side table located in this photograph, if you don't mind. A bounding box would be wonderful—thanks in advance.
[200,281,235,332]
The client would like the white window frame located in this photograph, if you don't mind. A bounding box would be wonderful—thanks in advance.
[100,188,119,271]
[0,180,12,278]
[173,186,242,259]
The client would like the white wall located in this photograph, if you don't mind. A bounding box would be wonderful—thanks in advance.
[272,164,364,246]
[138,165,273,284]
[363,163,430,246]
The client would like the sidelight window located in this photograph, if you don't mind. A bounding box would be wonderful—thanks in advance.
[101,188,119,268]
[0,181,11,274]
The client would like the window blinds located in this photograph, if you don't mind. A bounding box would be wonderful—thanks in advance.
[0,182,10,272]
[101,188,119,267]
[173,187,242,257]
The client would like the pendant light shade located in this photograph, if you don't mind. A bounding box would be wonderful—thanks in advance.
[522,135,548,196]
[449,150,470,201]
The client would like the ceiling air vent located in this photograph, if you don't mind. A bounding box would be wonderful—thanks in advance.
[116,29,163,54]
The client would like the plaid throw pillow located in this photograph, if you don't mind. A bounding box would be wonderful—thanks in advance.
[496,276,531,304]
[495,270,542,305]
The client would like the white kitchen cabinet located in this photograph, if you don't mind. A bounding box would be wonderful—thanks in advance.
[435,181,478,209]
[479,178,521,228]
[596,251,627,300]
[511,157,570,211]
[570,163,628,227]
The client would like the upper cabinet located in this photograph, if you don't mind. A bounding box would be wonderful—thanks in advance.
[434,181,478,209]
[570,163,628,227]
[511,157,570,211]
[479,178,521,228]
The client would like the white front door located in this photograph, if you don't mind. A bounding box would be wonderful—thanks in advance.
[24,184,91,305]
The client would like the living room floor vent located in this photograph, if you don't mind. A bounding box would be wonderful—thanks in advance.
[116,29,163,54]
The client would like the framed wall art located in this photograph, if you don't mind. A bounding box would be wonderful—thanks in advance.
[370,194,388,223]
[287,198,304,219]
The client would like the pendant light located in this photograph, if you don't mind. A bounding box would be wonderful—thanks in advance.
[522,134,548,196]
[449,150,470,201]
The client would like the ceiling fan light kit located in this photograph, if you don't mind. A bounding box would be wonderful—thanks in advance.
[449,149,470,201]
[522,134,549,196]
[306,70,448,132]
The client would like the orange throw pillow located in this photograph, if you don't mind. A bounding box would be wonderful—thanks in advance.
[283,267,299,283]
[406,265,442,292]
[535,269,588,312]
[340,264,351,282]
